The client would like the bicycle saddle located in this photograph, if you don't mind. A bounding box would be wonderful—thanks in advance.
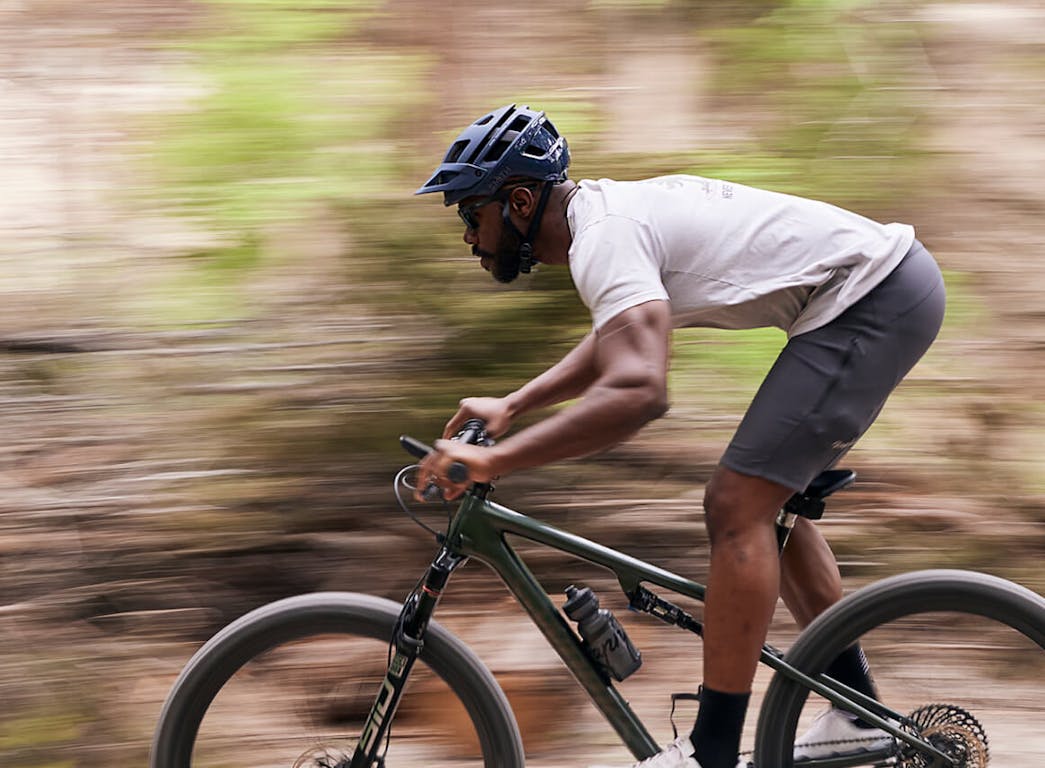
[785,469,856,520]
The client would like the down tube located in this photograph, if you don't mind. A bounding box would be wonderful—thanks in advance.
[450,497,708,760]
[478,528,659,759]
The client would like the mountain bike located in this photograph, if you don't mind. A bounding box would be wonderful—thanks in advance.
[151,420,1045,768]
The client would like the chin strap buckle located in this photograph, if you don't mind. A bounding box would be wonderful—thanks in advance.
[519,242,536,274]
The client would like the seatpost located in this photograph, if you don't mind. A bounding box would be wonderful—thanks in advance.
[776,469,853,554]
[775,507,798,553]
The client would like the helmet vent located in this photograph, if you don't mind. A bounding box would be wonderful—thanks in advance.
[445,140,469,163]
[485,138,512,163]
[508,115,531,133]
[432,170,458,186]
[523,143,545,158]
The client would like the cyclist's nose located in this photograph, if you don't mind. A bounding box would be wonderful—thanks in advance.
[463,228,478,246]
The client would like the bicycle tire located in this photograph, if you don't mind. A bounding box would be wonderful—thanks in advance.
[755,569,1045,768]
[150,591,526,768]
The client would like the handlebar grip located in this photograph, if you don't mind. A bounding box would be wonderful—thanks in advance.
[455,418,486,446]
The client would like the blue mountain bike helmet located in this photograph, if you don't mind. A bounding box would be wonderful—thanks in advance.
[415,104,569,206]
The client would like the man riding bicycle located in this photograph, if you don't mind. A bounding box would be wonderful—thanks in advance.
[414,103,946,768]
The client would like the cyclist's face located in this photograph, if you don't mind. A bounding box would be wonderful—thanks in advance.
[459,196,525,283]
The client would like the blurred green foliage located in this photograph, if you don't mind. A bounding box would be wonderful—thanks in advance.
[191,0,378,52]
[698,2,930,208]
[151,0,427,315]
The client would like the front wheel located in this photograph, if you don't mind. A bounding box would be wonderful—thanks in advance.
[755,570,1045,768]
[150,592,526,768]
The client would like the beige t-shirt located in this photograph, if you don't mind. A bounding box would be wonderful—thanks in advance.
[566,175,915,336]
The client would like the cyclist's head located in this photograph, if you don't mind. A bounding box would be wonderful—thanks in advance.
[415,104,569,207]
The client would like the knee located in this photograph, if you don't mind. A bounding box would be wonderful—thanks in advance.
[702,471,783,550]
[702,475,750,547]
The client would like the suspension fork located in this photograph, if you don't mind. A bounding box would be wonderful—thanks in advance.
[348,547,467,768]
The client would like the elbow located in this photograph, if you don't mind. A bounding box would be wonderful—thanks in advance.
[646,391,670,422]
[635,383,669,424]
[598,372,669,426]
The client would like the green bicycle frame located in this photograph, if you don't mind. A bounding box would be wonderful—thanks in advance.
[435,488,942,765]
[351,482,953,767]
[447,490,685,757]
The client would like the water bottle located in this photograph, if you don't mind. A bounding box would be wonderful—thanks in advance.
[563,585,642,681]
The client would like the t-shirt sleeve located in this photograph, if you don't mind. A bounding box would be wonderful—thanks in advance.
[569,215,670,330]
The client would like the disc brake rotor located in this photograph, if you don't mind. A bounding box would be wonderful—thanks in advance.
[291,744,353,768]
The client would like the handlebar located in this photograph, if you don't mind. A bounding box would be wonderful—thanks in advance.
[398,418,488,485]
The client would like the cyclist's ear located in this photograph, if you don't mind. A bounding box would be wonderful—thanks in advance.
[507,185,535,217]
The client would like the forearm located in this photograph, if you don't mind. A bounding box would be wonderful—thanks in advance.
[504,332,600,418]
[492,377,668,475]
[425,302,673,497]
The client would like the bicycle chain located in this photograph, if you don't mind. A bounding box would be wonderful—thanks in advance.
[737,703,988,767]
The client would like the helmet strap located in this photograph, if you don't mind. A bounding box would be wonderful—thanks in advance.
[501,181,555,275]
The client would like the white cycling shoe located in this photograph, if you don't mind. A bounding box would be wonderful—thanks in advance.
[793,707,896,761]
[588,736,748,768]
[589,708,891,768]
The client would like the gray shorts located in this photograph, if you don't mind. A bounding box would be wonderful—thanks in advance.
[720,240,946,492]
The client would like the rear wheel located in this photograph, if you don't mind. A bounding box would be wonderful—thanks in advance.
[755,570,1045,767]
[150,592,526,768]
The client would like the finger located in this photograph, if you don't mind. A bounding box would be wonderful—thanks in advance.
[442,484,467,501]
[442,402,470,439]
[433,439,466,469]
[413,470,431,502]
[421,480,444,502]
[414,455,438,502]
[416,472,445,503]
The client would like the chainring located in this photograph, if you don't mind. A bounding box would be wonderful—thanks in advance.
[898,703,989,768]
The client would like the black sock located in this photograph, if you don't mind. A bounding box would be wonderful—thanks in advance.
[824,643,877,728]
[690,686,750,768]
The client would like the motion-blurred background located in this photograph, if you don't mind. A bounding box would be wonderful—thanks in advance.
[1,1,1042,765]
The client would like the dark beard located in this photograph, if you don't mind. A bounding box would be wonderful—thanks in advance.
[490,218,525,284]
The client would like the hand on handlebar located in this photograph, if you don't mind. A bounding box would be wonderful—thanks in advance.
[415,440,498,503]
[443,397,514,440]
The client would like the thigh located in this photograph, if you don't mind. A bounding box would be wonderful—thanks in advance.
[721,243,946,492]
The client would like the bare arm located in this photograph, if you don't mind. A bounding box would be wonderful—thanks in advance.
[424,300,672,495]
[505,331,600,414]
[442,331,601,439]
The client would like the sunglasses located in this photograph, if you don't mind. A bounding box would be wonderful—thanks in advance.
[456,183,539,231]
[457,195,500,231]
